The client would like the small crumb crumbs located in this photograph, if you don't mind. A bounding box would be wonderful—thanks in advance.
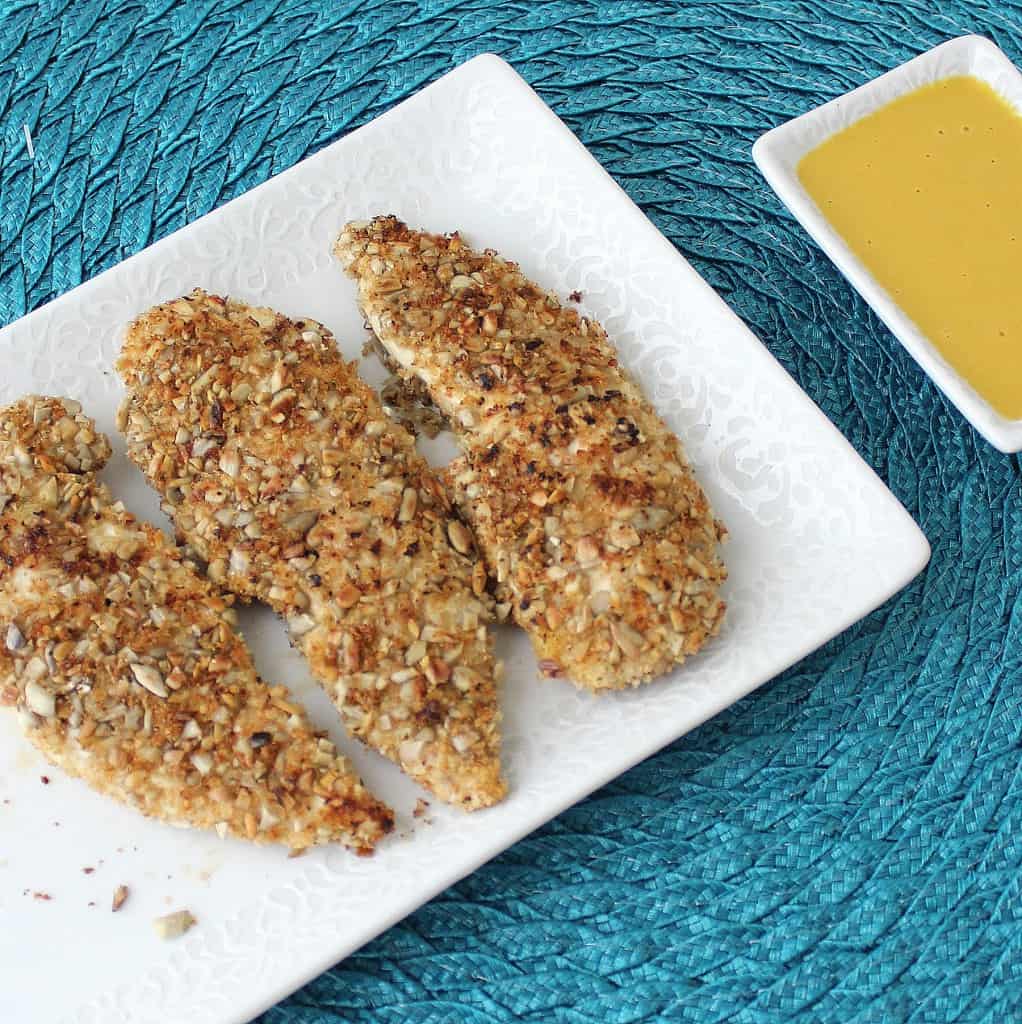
[153,909,197,940]
[287,847,306,859]
[112,884,129,912]
[413,798,430,819]
[40,775,50,785]
[568,290,582,303]
[88,901,96,907]
[33,891,52,901]
[82,867,95,875]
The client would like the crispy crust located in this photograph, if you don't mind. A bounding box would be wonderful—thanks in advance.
[335,217,727,691]
[0,396,392,853]
[117,292,505,810]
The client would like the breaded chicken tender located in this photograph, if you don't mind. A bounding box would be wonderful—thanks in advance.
[0,395,392,853]
[118,292,505,809]
[336,217,727,691]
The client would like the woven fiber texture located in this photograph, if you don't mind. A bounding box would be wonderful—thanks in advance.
[3,1,1022,1021]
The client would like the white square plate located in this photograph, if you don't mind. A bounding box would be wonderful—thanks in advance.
[753,34,1022,453]
[0,55,929,1024]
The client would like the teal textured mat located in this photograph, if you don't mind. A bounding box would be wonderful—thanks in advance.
[4,1,1022,1021]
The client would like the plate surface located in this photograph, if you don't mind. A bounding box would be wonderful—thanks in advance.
[0,55,929,1024]
[753,34,1022,453]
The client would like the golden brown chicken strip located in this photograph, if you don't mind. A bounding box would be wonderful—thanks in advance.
[0,396,392,853]
[117,292,505,810]
[335,217,727,691]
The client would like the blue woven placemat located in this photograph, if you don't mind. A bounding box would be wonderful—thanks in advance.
[5,1,1022,1021]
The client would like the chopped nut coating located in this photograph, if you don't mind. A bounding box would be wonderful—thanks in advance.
[118,292,505,810]
[336,217,727,691]
[0,395,392,853]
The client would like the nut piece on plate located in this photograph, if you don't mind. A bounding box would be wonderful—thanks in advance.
[0,396,392,854]
[112,884,129,912]
[153,909,197,940]
[334,217,728,692]
[117,292,505,811]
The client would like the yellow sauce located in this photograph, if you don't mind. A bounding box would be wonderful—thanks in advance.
[798,75,1022,419]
